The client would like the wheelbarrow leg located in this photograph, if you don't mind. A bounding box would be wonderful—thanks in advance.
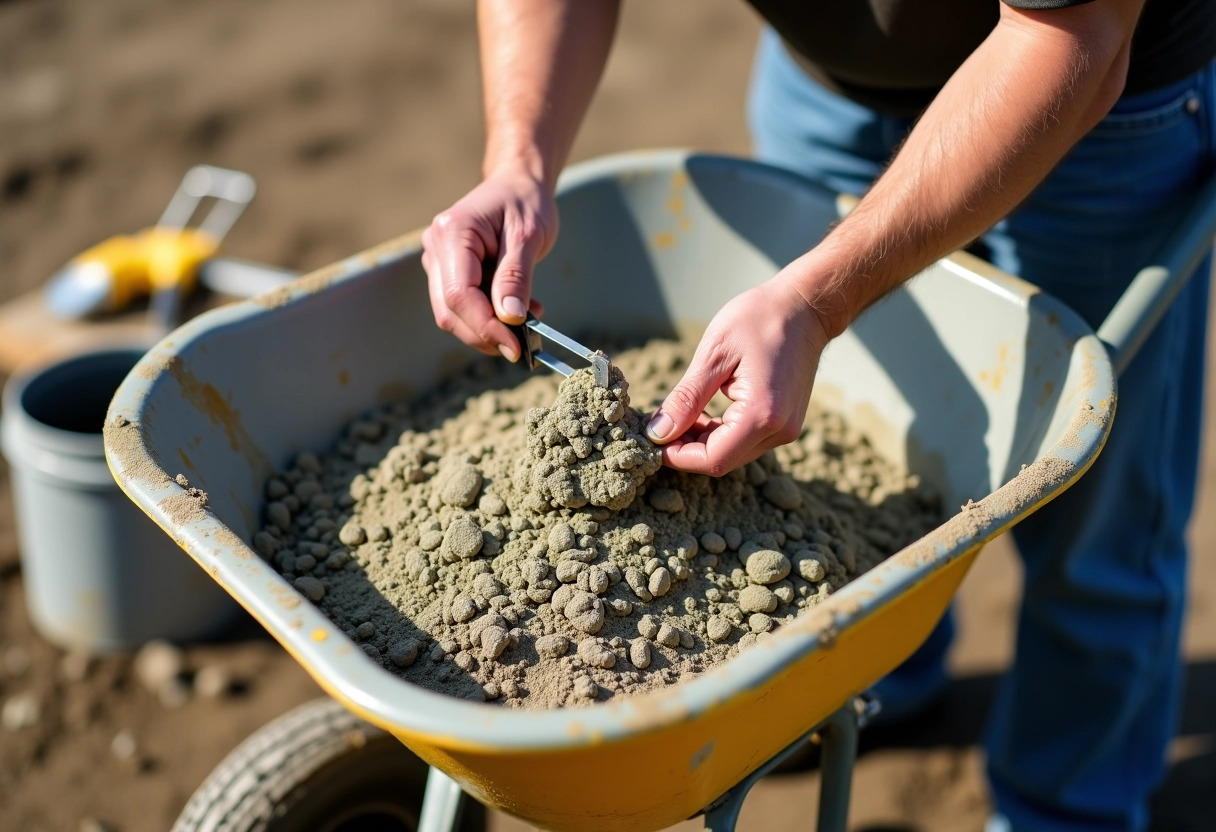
[418,765,465,832]
[702,699,864,832]
[815,706,860,832]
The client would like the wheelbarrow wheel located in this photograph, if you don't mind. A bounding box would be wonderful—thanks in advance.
[172,697,486,832]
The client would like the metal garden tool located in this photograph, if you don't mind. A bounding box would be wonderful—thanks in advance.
[44,165,256,332]
[482,260,610,386]
[513,313,610,387]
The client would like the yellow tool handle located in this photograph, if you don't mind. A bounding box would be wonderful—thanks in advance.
[66,227,219,312]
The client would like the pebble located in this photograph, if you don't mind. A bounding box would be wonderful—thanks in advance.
[648,567,672,597]
[773,583,795,605]
[556,560,587,583]
[724,527,743,550]
[481,626,511,660]
[739,585,778,614]
[648,489,684,513]
[573,676,599,700]
[368,524,389,542]
[419,530,443,551]
[134,640,185,693]
[609,598,633,616]
[564,592,605,634]
[450,595,477,623]
[630,523,654,544]
[294,576,326,602]
[629,638,652,669]
[707,616,733,642]
[761,475,802,510]
[266,502,292,531]
[479,493,508,516]
[586,566,609,595]
[745,549,791,585]
[339,522,366,546]
[699,532,727,555]
[440,465,483,507]
[356,622,377,640]
[551,584,576,610]
[548,523,577,553]
[638,614,660,640]
[656,623,680,648]
[535,634,570,659]
[442,514,483,561]
[388,641,420,668]
[2,693,41,731]
[562,548,597,563]
[749,613,774,633]
[473,573,502,599]
[193,664,234,699]
[578,638,617,668]
[110,730,138,761]
[674,535,699,560]
[797,555,827,582]
[678,629,695,649]
[253,531,279,558]
[625,567,652,601]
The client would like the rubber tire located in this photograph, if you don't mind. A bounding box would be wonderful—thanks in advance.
[173,697,487,832]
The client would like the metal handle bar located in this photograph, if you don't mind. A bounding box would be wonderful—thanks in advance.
[1096,173,1216,376]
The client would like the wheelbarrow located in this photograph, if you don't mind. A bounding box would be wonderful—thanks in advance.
[104,150,1216,832]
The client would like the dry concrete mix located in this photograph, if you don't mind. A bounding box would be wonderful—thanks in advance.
[251,339,942,708]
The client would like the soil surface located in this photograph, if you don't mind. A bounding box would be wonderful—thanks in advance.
[0,1,1212,831]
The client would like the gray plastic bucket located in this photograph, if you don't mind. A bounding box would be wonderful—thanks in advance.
[1,347,238,651]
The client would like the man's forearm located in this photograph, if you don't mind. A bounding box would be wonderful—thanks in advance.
[787,0,1144,337]
[479,0,620,190]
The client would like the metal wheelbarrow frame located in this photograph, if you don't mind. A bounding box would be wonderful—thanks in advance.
[104,150,1216,831]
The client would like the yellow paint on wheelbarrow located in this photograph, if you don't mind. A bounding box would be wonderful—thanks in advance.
[104,151,1116,832]
[376,549,979,832]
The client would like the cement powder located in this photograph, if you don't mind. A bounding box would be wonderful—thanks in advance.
[251,338,942,709]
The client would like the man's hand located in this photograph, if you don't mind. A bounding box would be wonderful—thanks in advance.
[652,0,1143,476]
[421,0,619,360]
[646,276,831,476]
[421,172,556,361]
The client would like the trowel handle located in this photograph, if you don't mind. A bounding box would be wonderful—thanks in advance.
[1097,174,1216,376]
[480,258,534,368]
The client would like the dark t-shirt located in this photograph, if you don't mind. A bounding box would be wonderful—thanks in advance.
[745,0,1216,115]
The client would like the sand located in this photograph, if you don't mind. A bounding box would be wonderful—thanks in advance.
[253,338,942,708]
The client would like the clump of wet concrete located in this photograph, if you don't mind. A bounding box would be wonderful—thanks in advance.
[253,339,942,709]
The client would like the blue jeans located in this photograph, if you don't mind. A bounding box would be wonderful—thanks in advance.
[748,28,1216,832]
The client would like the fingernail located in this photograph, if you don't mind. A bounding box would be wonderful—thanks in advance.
[498,343,519,363]
[501,297,527,321]
[646,412,673,442]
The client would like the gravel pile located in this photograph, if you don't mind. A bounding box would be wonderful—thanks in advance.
[251,339,942,708]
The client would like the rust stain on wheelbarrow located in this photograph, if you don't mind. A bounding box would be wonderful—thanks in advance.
[165,355,271,479]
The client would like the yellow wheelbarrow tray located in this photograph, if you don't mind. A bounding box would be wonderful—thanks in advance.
[105,149,1215,832]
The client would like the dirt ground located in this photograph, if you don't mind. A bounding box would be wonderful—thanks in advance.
[0,1,1211,830]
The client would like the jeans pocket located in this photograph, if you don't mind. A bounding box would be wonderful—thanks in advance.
[1087,87,1199,140]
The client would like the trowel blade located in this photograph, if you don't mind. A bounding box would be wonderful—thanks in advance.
[43,262,114,320]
